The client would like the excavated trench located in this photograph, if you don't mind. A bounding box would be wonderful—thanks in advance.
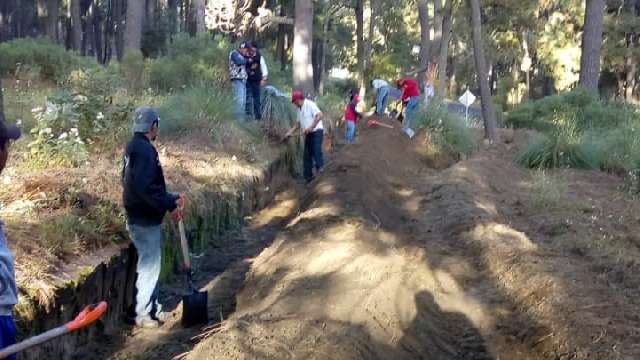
[18,153,295,360]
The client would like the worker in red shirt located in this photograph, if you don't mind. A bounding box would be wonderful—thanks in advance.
[396,78,421,139]
[343,90,362,144]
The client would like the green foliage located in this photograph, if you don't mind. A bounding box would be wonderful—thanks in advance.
[0,38,94,82]
[261,89,297,137]
[26,98,90,168]
[530,170,568,209]
[158,85,233,135]
[509,88,640,180]
[516,123,601,170]
[24,87,133,168]
[121,51,145,90]
[414,101,476,156]
[315,93,344,132]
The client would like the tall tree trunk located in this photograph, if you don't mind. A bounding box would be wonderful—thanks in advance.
[93,5,103,63]
[624,0,637,100]
[293,0,314,95]
[431,0,443,63]
[579,0,605,93]
[418,0,430,86]
[193,0,206,33]
[124,0,145,54]
[469,0,497,141]
[436,0,453,96]
[0,79,5,124]
[42,0,60,43]
[71,0,83,50]
[356,0,365,88]
[318,15,330,96]
[449,39,457,95]
[277,8,287,70]
[364,0,376,89]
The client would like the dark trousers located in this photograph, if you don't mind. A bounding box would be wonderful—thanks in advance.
[245,81,262,120]
[303,130,324,182]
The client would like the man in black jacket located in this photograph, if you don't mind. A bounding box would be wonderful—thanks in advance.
[122,106,184,329]
[245,41,268,121]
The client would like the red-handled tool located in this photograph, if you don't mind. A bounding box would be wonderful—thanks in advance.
[0,301,107,359]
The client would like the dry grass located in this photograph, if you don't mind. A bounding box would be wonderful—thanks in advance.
[0,123,284,312]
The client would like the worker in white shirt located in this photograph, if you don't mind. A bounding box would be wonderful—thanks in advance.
[284,91,324,184]
[245,41,269,121]
[371,79,402,115]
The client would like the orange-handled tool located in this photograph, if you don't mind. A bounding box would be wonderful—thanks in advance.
[0,301,107,359]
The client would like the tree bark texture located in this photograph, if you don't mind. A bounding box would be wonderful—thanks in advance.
[356,0,365,88]
[431,0,443,63]
[71,0,83,50]
[624,0,637,100]
[436,0,453,96]
[293,0,314,95]
[579,0,605,93]
[469,0,497,141]
[193,0,206,33]
[124,0,145,53]
[418,0,430,86]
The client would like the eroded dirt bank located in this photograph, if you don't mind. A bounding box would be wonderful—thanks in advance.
[91,124,640,359]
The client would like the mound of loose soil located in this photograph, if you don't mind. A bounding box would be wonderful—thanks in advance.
[92,123,640,359]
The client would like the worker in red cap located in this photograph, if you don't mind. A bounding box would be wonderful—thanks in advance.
[284,91,325,184]
[396,78,421,139]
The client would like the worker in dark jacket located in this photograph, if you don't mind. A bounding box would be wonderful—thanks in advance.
[122,106,184,329]
[0,116,21,360]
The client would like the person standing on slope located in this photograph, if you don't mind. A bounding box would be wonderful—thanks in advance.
[122,107,185,329]
[284,91,325,184]
[343,90,363,144]
[371,79,402,116]
[396,78,421,139]
[244,42,269,121]
[229,42,251,121]
[0,117,21,360]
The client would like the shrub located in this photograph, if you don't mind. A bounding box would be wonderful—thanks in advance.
[261,86,297,138]
[158,85,233,135]
[516,122,601,169]
[26,99,90,168]
[414,101,476,156]
[530,170,568,209]
[0,38,94,82]
[120,51,145,90]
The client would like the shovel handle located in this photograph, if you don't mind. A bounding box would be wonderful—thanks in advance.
[179,220,192,271]
[0,301,107,359]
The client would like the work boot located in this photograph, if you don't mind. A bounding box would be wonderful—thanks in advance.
[151,302,171,323]
[135,315,160,329]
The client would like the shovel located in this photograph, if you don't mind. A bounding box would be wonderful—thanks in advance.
[0,301,107,359]
[178,220,208,327]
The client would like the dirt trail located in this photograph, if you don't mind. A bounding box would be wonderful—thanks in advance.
[84,121,640,359]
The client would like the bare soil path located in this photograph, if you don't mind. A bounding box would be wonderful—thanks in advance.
[82,122,640,359]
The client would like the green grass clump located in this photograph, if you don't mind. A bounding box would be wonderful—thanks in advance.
[530,170,568,209]
[516,122,601,169]
[262,89,297,137]
[158,85,233,135]
[414,101,476,156]
[0,38,94,82]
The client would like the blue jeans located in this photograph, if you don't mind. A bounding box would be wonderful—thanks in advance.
[403,96,420,130]
[0,315,16,360]
[245,81,262,120]
[376,86,402,114]
[304,130,324,182]
[127,224,162,319]
[345,121,356,143]
[231,79,247,121]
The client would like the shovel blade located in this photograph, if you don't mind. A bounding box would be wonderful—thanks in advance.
[182,290,208,327]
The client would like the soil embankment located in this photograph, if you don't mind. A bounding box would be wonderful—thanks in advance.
[84,122,640,359]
